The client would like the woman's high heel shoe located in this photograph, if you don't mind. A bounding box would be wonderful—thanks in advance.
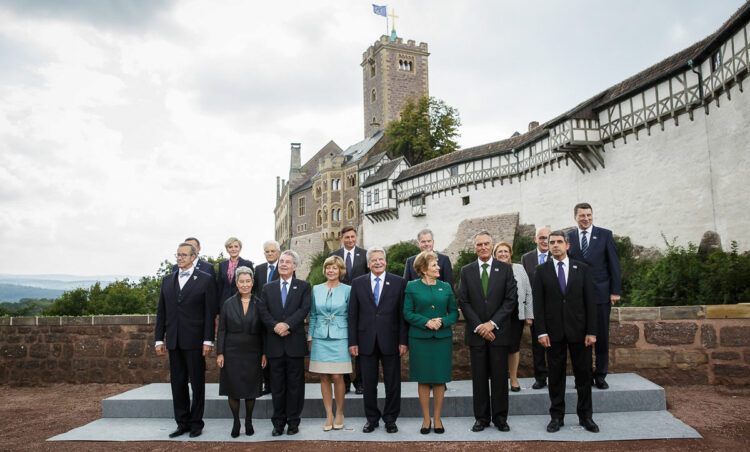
[245,422,254,436]
[420,421,431,434]
[231,419,240,438]
[324,415,334,431]
[333,414,344,430]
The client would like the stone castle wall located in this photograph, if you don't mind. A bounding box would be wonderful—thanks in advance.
[2,304,748,386]
[364,80,750,254]
[289,231,325,279]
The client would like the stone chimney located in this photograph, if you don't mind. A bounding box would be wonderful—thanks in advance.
[528,121,539,131]
[289,143,302,183]
[276,176,280,201]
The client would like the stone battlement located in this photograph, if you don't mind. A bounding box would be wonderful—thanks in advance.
[361,35,429,63]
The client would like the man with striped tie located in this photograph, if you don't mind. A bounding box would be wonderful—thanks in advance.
[521,227,551,390]
[567,203,622,390]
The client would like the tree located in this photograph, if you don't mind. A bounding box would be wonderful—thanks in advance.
[385,95,461,165]
[385,242,420,277]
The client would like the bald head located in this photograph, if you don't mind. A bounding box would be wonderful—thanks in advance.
[535,227,550,253]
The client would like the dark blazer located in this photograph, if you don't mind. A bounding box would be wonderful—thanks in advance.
[521,249,550,282]
[403,252,454,287]
[348,272,408,355]
[458,259,518,347]
[216,293,264,355]
[532,258,597,343]
[330,246,368,285]
[567,226,622,304]
[253,261,279,298]
[257,278,311,359]
[154,269,216,350]
[172,259,216,279]
[217,257,255,307]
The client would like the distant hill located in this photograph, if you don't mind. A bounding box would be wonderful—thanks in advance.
[0,273,131,291]
[0,284,64,303]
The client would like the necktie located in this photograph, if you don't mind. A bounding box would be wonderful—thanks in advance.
[581,230,589,258]
[481,263,489,297]
[179,271,190,278]
[267,265,274,283]
[346,252,353,276]
[539,253,546,265]
[557,262,566,295]
[373,277,381,306]
[281,281,288,308]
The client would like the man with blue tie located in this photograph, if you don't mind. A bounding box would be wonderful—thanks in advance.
[155,242,216,438]
[330,226,368,394]
[253,239,281,395]
[257,250,311,436]
[348,246,408,434]
[567,203,621,390]
[533,230,599,433]
[521,227,551,390]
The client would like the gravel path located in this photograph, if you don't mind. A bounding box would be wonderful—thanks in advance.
[0,383,748,451]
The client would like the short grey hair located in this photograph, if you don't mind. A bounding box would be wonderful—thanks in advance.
[235,266,254,280]
[417,228,433,240]
[178,242,198,257]
[263,240,280,250]
[472,230,493,243]
[366,246,386,262]
[280,250,299,266]
[548,230,569,244]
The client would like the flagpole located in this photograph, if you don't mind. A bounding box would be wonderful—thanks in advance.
[385,9,389,36]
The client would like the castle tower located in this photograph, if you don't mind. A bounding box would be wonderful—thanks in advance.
[361,35,429,138]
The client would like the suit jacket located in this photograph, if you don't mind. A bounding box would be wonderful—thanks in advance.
[257,277,311,359]
[403,252,454,287]
[521,250,550,283]
[172,259,216,279]
[458,260,518,347]
[348,272,408,355]
[216,293,264,355]
[252,261,279,298]
[217,257,255,308]
[330,246,368,285]
[567,226,622,304]
[403,279,458,339]
[308,283,350,340]
[532,258,597,343]
[154,269,216,350]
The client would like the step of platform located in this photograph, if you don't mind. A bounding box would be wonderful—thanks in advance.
[103,373,665,419]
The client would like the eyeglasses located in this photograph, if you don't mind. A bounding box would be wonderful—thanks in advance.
[537,236,548,240]
[175,253,193,258]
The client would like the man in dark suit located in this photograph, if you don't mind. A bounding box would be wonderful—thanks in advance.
[520,226,551,390]
[253,239,281,395]
[403,228,454,287]
[329,226,368,393]
[533,230,599,433]
[171,237,217,279]
[348,246,408,434]
[566,203,621,390]
[257,250,311,436]
[458,230,517,432]
[154,242,216,438]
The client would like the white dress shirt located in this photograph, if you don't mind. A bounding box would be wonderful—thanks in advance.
[370,271,386,292]
[342,246,356,265]
[475,257,499,331]
[577,225,594,247]
[537,249,549,264]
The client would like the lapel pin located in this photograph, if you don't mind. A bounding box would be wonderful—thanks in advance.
[573,265,578,269]
[356,253,360,256]
[438,288,443,291]
[385,281,390,285]
[494,268,499,272]
[192,276,197,280]
[593,236,598,240]
[293,286,297,290]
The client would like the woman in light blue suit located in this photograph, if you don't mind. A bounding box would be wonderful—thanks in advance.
[308,255,352,431]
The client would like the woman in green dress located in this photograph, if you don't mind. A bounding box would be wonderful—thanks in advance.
[403,251,459,434]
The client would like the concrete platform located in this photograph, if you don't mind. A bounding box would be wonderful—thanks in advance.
[48,412,701,442]
[102,373,665,419]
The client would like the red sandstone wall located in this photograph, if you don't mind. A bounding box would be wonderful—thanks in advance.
[1,305,748,386]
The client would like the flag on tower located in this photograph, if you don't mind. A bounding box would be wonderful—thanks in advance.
[372,4,387,17]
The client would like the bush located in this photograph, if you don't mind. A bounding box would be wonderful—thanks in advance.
[452,248,478,291]
[306,251,330,287]
[512,232,536,263]
[386,242,420,277]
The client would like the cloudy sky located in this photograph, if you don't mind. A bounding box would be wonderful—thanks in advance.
[0,0,744,277]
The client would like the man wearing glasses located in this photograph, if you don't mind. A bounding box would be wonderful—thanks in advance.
[521,227,551,390]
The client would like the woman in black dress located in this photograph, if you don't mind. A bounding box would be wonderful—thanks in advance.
[216,266,267,437]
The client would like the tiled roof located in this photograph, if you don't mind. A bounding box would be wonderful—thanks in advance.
[342,130,385,164]
[361,157,407,187]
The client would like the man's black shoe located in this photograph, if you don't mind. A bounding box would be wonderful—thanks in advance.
[362,421,379,433]
[345,384,351,393]
[532,380,547,390]
[261,385,271,395]
[580,418,600,433]
[189,429,202,438]
[168,427,189,438]
[594,378,609,390]
[271,426,284,436]
[385,422,398,433]
[496,422,510,432]
[547,418,564,433]
[287,425,299,435]
[471,421,488,432]
[355,384,364,395]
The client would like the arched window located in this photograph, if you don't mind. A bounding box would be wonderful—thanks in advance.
[347,200,356,219]
[316,210,322,227]
[371,89,376,103]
